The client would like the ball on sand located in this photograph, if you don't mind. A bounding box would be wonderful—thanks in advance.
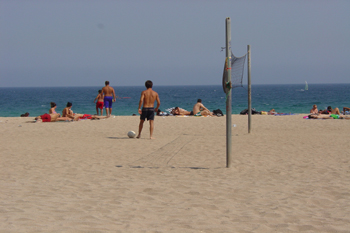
[127,131,136,138]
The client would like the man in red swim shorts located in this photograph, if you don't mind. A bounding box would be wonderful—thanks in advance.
[34,113,70,122]
[40,113,51,122]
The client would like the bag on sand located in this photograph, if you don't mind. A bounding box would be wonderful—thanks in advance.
[240,108,261,115]
[213,109,224,116]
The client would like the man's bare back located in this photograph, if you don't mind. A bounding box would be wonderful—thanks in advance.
[192,99,212,116]
[193,102,203,115]
[96,92,104,102]
[139,89,160,110]
[102,86,115,97]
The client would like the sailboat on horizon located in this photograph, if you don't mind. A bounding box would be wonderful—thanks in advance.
[305,81,308,91]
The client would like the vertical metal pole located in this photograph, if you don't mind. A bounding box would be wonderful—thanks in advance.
[247,45,251,133]
[226,18,232,168]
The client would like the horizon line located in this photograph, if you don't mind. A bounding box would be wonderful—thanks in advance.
[1,82,350,88]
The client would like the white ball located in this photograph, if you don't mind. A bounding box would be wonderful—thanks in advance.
[127,131,136,138]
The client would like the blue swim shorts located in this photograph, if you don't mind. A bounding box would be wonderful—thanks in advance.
[104,96,113,108]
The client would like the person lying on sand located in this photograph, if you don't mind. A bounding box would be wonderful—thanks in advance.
[172,107,193,116]
[268,109,278,115]
[35,113,71,123]
[343,107,350,114]
[308,114,350,120]
[35,113,107,122]
[156,109,169,116]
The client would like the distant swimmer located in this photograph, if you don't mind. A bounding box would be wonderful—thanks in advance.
[94,90,104,115]
[137,80,160,139]
[192,99,212,116]
[102,81,116,117]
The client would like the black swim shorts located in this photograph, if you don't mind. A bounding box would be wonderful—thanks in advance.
[140,107,155,121]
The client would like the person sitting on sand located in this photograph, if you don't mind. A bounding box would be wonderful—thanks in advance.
[192,99,212,116]
[173,107,192,116]
[310,105,318,114]
[35,113,70,122]
[62,102,107,121]
[49,102,61,116]
[327,106,341,115]
[62,102,85,121]
[62,102,77,120]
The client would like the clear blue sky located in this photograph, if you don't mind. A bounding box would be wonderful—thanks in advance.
[1,0,349,87]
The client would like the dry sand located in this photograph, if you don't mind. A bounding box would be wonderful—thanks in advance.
[1,115,350,232]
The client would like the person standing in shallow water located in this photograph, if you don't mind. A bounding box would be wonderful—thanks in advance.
[102,81,116,117]
[94,90,104,116]
[137,80,160,139]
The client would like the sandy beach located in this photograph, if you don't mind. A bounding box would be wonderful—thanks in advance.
[1,115,350,232]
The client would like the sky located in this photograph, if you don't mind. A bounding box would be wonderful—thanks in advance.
[1,0,350,87]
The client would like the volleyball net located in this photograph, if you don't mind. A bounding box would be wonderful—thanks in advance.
[222,52,247,94]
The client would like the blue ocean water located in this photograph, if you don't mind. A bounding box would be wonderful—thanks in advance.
[0,84,349,117]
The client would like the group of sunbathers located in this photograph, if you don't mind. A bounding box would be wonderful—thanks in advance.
[308,105,350,119]
[165,99,213,117]
[35,102,107,123]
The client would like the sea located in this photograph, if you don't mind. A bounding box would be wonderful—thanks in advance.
[0,84,349,117]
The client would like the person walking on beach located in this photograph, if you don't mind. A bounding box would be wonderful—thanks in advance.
[137,80,160,139]
[192,99,212,116]
[102,81,116,117]
[94,90,104,115]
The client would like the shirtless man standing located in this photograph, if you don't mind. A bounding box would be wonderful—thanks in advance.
[102,81,116,117]
[192,99,212,116]
[137,80,160,139]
